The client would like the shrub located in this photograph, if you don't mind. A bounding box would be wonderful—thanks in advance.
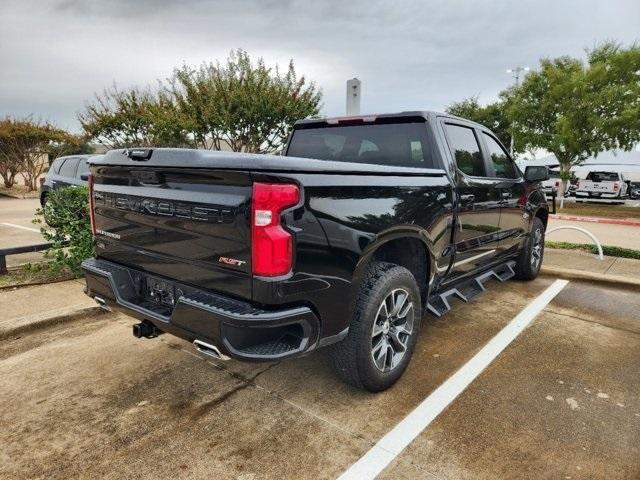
[34,186,94,276]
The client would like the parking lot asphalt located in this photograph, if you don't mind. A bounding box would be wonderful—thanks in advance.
[1,277,638,479]
[0,197,46,267]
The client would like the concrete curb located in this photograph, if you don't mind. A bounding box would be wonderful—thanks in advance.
[0,305,106,341]
[0,276,76,291]
[541,265,640,291]
[0,191,38,200]
[550,214,640,227]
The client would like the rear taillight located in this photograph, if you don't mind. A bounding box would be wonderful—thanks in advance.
[576,180,580,189]
[613,182,620,191]
[88,174,96,235]
[251,182,300,277]
[555,181,560,188]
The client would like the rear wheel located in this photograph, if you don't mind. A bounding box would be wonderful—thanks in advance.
[329,261,421,392]
[514,217,545,280]
[41,194,56,227]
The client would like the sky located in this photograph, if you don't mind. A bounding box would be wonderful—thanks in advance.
[1,0,639,134]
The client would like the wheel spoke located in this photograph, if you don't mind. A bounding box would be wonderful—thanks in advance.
[390,291,408,317]
[374,339,388,369]
[379,300,389,320]
[386,344,396,368]
[397,301,413,320]
[372,322,384,338]
[372,336,385,355]
[388,329,407,353]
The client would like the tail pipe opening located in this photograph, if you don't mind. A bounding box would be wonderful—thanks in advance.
[193,339,231,361]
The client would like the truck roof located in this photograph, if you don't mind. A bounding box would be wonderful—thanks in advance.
[294,110,486,129]
[90,148,446,176]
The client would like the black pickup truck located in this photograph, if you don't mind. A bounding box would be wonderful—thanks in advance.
[82,111,549,391]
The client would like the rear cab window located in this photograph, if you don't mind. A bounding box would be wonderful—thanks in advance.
[587,172,620,182]
[286,121,434,168]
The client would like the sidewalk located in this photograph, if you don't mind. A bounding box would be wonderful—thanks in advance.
[547,217,640,250]
[542,248,640,288]
[0,279,100,339]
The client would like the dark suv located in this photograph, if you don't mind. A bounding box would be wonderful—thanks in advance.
[39,155,101,206]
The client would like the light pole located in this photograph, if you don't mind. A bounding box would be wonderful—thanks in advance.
[346,78,361,116]
[506,66,529,156]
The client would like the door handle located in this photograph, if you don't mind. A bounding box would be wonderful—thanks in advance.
[500,191,511,199]
[460,194,475,203]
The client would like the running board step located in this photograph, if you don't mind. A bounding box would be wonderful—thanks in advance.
[427,261,516,317]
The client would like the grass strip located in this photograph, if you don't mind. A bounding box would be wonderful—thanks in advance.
[546,240,640,260]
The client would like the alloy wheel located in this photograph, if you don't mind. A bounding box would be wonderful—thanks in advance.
[531,228,543,270]
[371,288,415,372]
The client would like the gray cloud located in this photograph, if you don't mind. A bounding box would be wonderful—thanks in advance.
[1,0,638,132]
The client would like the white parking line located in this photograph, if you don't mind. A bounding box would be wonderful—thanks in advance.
[338,279,569,480]
[0,222,41,234]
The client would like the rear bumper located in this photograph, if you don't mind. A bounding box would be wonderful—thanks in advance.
[81,258,320,361]
[575,191,620,198]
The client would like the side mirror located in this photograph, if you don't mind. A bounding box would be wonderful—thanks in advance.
[80,174,89,181]
[524,166,549,182]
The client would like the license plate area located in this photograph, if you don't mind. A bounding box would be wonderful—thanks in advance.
[138,275,184,313]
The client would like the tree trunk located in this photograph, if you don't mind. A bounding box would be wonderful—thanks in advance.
[555,155,574,210]
[1,171,16,188]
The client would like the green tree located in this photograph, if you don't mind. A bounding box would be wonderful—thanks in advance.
[0,117,69,190]
[0,119,22,188]
[79,50,322,154]
[506,42,640,193]
[47,134,95,162]
[446,97,514,152]
[79,85,191,149]
[169,49,322,153]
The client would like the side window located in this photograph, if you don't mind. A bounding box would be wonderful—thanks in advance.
[444,124,485,177]
[76,159,90,178]
[58,157,79,178]
[483,133,518,179]
[50,158,63,174]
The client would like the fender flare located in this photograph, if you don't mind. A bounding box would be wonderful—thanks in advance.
[346,228,437,318]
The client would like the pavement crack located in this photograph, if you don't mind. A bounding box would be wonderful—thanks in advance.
[545,307,640,335]
[190,382,251,419]
[603,257,618,275]
[189,362,280,419]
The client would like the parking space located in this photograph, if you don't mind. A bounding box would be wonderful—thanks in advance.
[1,277,638,479]
[381,281,640,479]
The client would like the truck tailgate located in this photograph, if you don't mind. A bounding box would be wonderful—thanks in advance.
[91,165,252,299]
[580,181,616,193]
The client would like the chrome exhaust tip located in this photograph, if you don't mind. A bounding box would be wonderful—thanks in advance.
[193,339,230,361]
[94,296,111,311]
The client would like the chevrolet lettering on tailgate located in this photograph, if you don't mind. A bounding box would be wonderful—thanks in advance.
[94,192,234,223]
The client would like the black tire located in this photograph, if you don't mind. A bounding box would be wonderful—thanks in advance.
[41,194,55,227]
[514,217,545,281]
[328,261,422,392]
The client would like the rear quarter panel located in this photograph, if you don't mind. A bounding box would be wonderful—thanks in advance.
[252,171,454,338]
